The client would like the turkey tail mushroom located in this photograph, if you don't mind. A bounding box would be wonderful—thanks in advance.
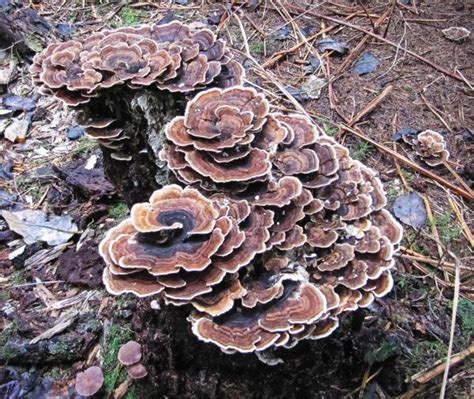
[100,185,270,307]
[31,22,244,204]
[41,29,407,354]
[403,129,450,166]
[31,21,243,107]
[97,82,402,354]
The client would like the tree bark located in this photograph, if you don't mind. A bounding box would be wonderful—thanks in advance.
[131,303,407,398]
[0,1,64,56]
[77,88,187,206]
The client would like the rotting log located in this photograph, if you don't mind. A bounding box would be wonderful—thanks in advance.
[0,1,65,56]
[131,303,407,398]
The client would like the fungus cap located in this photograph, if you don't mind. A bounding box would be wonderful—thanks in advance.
[75,366,104,397]
[127,363,148,379]
[118,340,142,366]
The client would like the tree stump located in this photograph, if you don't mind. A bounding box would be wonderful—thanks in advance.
[76,88,188,205]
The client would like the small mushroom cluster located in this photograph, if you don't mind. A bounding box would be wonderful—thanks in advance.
[403,129,449,166]
[118,340,148,379]
[30,21,243,154]
[100,86,402,354]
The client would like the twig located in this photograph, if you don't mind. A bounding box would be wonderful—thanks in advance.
[12,280,66,288]
[421,196,447,280]
[261,27,330,68]
[408,261,457,293]
[420,94,453,134]
[340,124,474,201]
[398,254,458,273]
[391,115,411,191]
[410,344,474,385]
[402,368,474,399]
[335,6,392,75]
[447,196,474,247]
[394,149,410,189]
[274,0,325,72]
[346,365,383,398]
[261,12,359,68]
[326,58,339,112]
[336,85,393,139]
[34,186,50,209]
[382,0,397,38]
[404,18,448,23]
[376,10,407,80]
[442,161,474,198]
[439,253,461,399]
[233,15,310,118]
[355,86,394,122]
[283,3,470,85]
[129,2,202,10]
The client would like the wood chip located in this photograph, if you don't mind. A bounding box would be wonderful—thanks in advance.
[29,310,78,344]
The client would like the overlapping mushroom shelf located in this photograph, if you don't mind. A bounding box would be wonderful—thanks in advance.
[30,21,243,156]
[402,129,449,166]
[100,86,402,354]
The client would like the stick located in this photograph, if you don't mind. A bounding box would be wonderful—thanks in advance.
[261,26,333,68]
[233,14,310,118]
[283,3,469,85]
[274,0,325,70]
[447,196,474,247]
[340,124,474,201]
[442,161,474,198]
[420,94,453,134]
[261,12,360,68]
[335,6,392,75]
[336,85,393,139]
[398,246,470,271]
[439,253,461,398]
[393,147,411,192]
[421,195,447,280]
[411,344,474,385]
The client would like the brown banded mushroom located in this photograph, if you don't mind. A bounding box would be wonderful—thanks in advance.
[75,366,104,397]
[403,129,449,166]
[31,21,242,107]
[190,279,327,353]
[31,21,244,204]
[100,185,271,308]
[91,59,402,355]
[160,86,273,191]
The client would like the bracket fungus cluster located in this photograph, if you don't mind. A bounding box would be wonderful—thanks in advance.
[31,21,242,106]
[31,21,244,203]
[402,129,449,166]
[34,22,402,356]
[99,85,402,354]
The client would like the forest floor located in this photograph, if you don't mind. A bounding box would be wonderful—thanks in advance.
[0,1,473,398]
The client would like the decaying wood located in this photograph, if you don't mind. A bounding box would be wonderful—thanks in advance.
[0,1,64,55]
[80,89,187,205]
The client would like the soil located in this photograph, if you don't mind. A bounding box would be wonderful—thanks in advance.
[0,1,472,398]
